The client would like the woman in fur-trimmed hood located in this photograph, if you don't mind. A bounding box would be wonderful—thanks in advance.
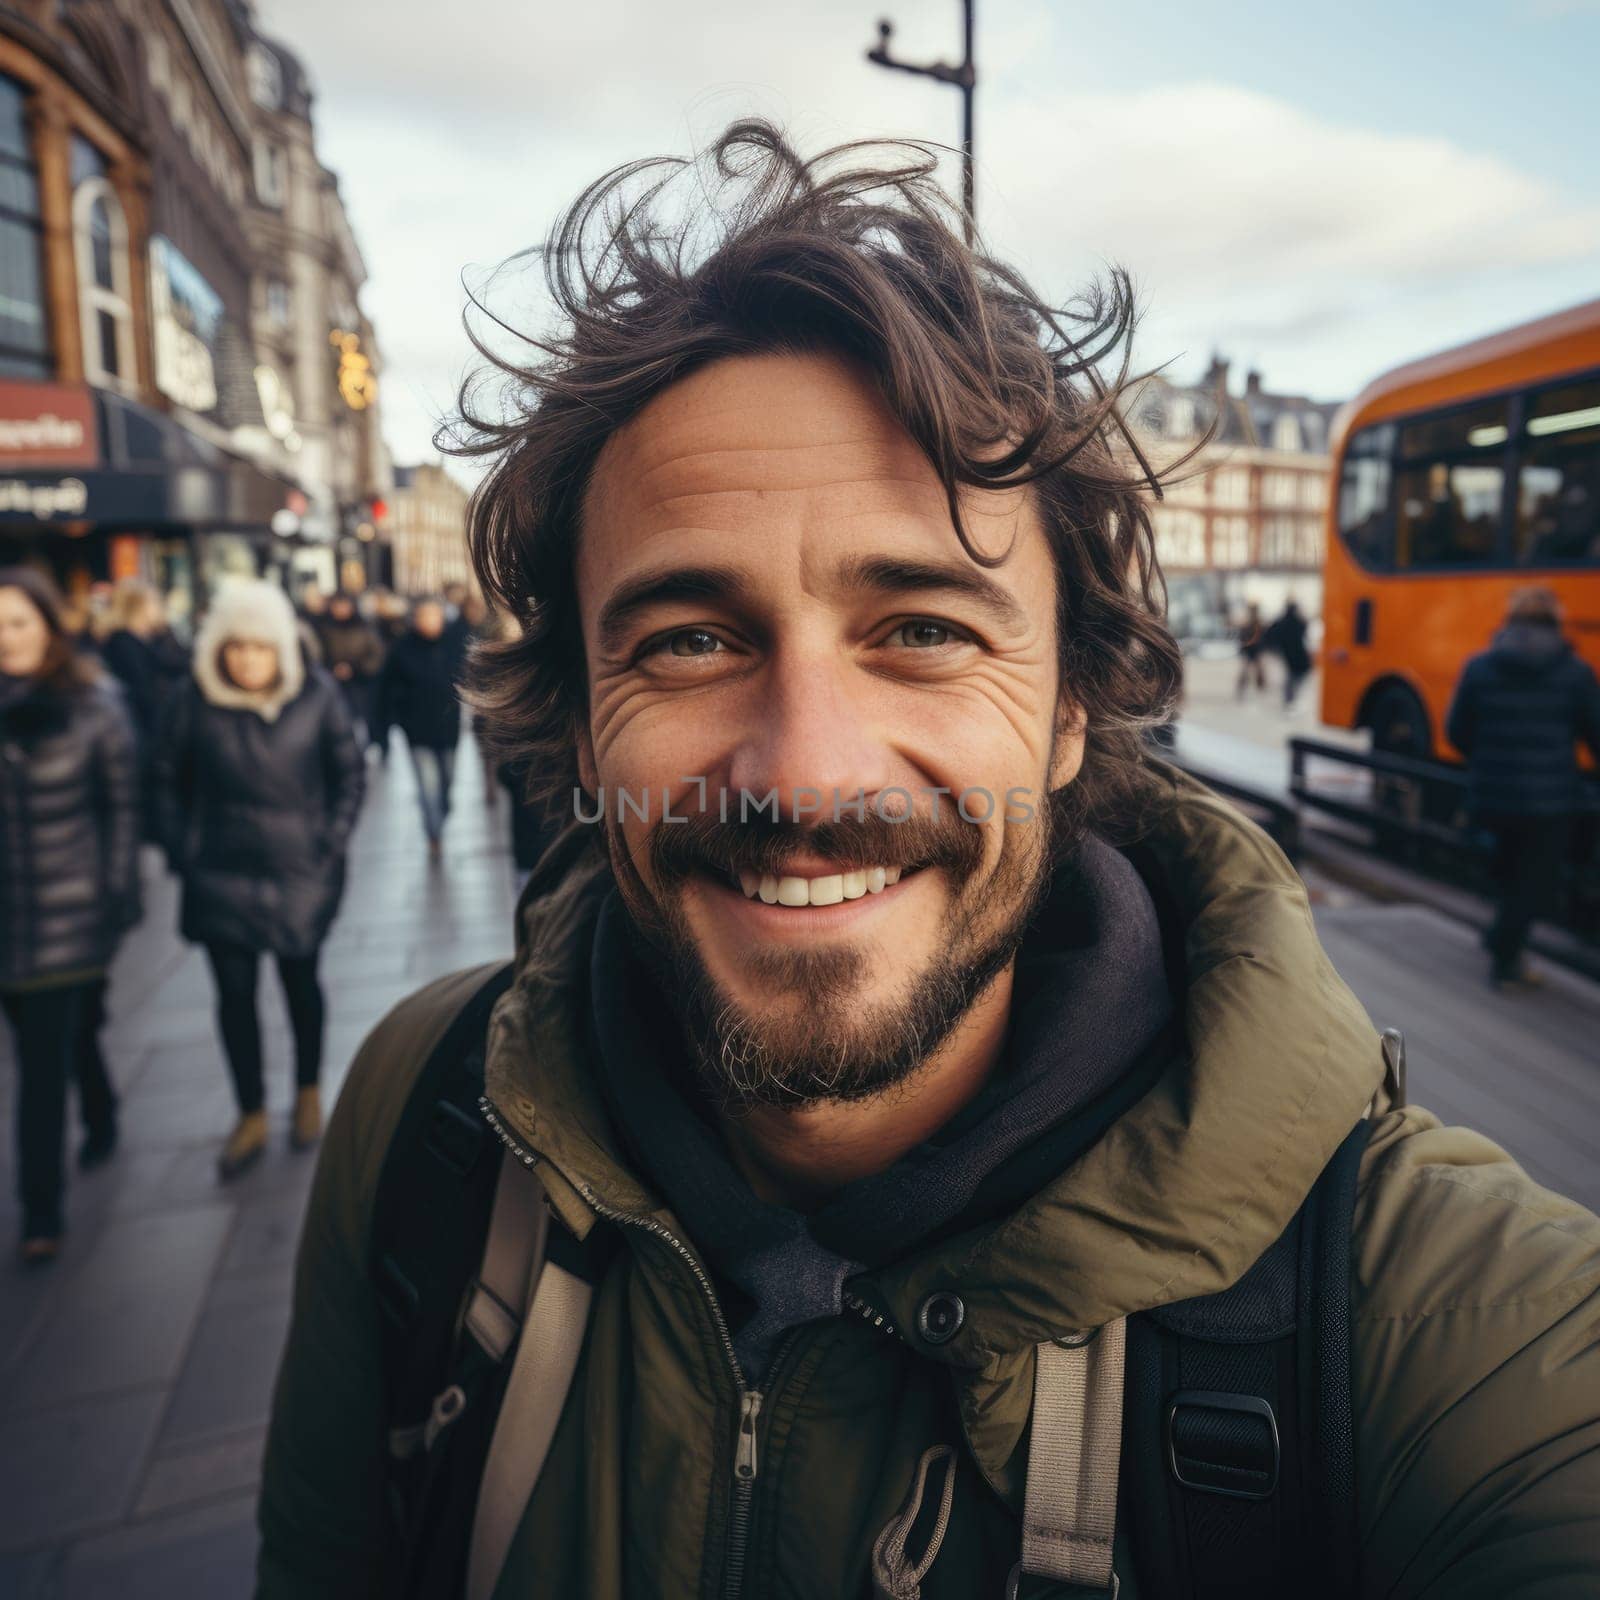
[153,577,365,1180]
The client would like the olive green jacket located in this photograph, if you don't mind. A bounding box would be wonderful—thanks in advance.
[257,771,1600,1598]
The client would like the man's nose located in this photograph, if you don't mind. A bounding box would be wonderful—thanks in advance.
[725,648,894,823]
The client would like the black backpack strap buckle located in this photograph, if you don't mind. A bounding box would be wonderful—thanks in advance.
[1165,1389,1280,1501]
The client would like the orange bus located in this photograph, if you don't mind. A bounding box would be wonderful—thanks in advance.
[1321,299,1600,763]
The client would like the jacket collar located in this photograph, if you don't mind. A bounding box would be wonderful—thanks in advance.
[483,763,1382,1366]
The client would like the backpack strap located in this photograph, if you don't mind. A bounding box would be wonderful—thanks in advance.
[1120,1113,1372,1599]
[1007,1319,1127,1598]
[466,1152,594,1600]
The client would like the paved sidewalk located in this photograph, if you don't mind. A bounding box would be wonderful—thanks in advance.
[0,739,519,1598]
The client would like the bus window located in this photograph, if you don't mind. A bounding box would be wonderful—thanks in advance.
[1516,377,1600,566]
[1393,397,1509,568]
[1396,462,1503,567]
[1336,421,1394,569]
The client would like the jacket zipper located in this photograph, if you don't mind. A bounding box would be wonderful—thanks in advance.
[479,1094,778,1599]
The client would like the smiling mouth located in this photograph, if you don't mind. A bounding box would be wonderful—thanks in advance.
[719,864,919,907]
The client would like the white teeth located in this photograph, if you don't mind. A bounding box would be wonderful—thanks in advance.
[739,866,903,906]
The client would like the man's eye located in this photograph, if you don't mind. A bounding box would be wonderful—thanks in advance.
[664,628,723,658]
[893,620,963,649]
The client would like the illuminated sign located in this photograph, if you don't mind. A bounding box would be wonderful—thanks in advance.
[330,329,377,412]
[151,237,220,414]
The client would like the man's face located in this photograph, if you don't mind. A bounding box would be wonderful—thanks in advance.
[576,351,1082,1107]
[330,596,354,621]
[414,603,445,639]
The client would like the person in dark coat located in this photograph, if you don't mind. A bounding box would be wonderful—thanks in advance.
[100,580,189,747]
[379,598,465,858]
[1263,599,1313,708]
[1446,585,1600,989]
[0,567,140,1264]
[313,592,386,750]
[99,579,190,847]
[154,578,365,1180]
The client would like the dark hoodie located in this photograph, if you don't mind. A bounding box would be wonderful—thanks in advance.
[587,836,1177,1380]
[1446,618,1600,817]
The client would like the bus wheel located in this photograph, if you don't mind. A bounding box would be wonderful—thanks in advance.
[1365,685,1431,842]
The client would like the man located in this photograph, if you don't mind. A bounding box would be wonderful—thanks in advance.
[1446,585,1600,989]
[314,590,387,749]
[258,126,1600,1597]
[380,597,466,858]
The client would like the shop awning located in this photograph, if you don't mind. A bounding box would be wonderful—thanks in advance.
[0,383,299,534]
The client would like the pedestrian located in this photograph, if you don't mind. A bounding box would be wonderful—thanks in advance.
[368,590,411,763]
[1264,598,1312,708]
[153,578,365,1181]
[378,597,465,859]
[257,124,1600,1597]
[100,579,189,748]
[0,567,139,1264]
[1445,585,1600,990]
[313,591,386,750]
[1235,600,1267,700]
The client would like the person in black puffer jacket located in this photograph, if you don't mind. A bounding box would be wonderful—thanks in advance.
[378,597,466,858]
[154,578,365,1180]
[1446,585,1600,988]
[0,567,140,1264]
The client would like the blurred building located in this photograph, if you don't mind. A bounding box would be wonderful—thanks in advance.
[0,0,390,627]
[387,463,471,597]
[1126,359,1340,637]
[239,25,391,596]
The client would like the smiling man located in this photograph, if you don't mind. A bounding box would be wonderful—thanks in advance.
[257,126,1600,1600]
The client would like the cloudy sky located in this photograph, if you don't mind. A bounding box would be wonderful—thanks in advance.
[256,0,1600,473]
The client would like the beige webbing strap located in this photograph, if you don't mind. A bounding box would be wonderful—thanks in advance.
[466,1154,594,1600]
[1012,1317,1127,1597]
[464,1149,550,1362]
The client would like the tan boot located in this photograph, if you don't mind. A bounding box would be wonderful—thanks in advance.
[217,1110,269,1181]
[291,1087,323,1152]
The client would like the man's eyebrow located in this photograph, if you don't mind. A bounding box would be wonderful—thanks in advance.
[837,555,1028,631]
[595,564,749,655]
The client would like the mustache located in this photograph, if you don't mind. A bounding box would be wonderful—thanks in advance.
[647,807,986,885]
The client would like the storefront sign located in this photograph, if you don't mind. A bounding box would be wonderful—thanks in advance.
[0,382,98,468]
[151,236,222,414]
[0,477,89,518]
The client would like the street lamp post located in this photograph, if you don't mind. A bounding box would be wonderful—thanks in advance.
[866,1,977,244]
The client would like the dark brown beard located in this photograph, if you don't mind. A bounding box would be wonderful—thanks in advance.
[608,799,1061,1110]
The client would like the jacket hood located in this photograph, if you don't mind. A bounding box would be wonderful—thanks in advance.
[484,764,1383,1376]
[193,579,305,722]
[1490,618,1570,675]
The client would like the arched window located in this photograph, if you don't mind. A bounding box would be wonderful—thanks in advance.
[71,140,135,390]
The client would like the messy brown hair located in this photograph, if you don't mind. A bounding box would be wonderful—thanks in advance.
[446,121,1192,841]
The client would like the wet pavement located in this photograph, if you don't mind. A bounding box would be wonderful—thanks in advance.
[1,726,1597,1596]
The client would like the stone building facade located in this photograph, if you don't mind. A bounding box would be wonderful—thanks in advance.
[0,0,390,623]
[387,463,471,597]
[1126,358,1341,634]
